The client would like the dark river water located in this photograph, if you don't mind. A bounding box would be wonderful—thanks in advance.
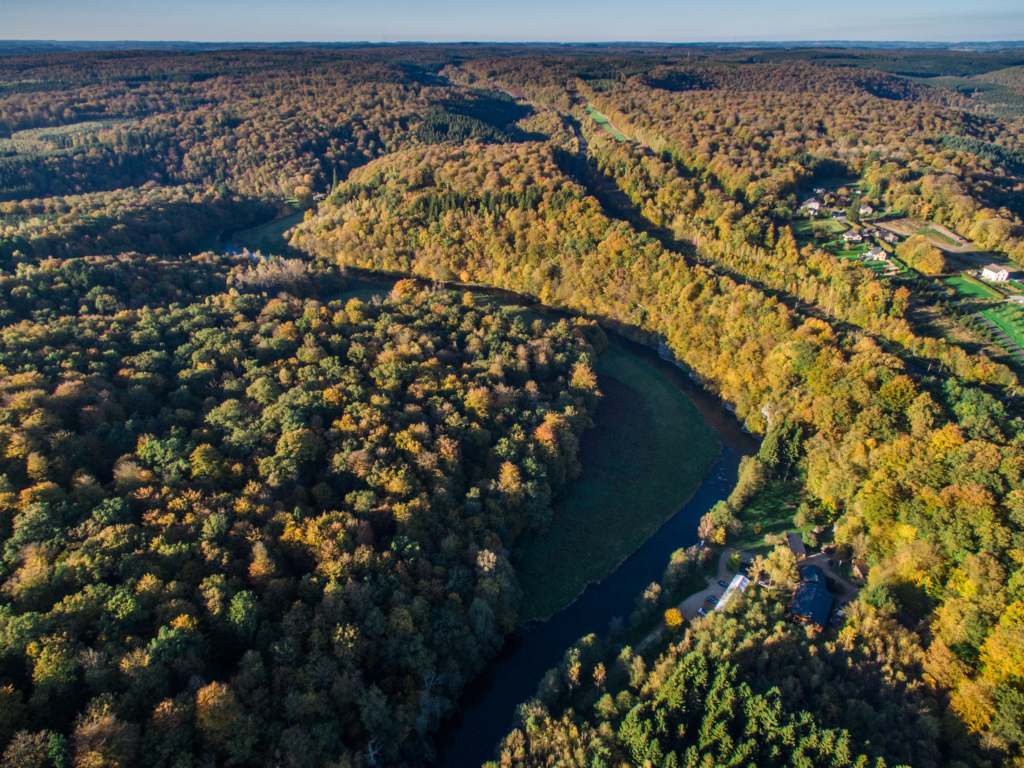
[433,332,760,767]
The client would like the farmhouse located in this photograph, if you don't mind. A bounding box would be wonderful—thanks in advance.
[786,532,807,557]
[843,231,863,243]
[982,264,1011,282]
[864,247,888,261]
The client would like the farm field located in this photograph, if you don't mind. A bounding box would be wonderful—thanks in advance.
[513,344,720,621]
[944,274,1004,299]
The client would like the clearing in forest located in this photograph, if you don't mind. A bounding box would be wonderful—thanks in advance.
[586,104,628,142]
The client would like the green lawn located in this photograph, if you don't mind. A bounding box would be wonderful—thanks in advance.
[514,344,720,621]
[944,275,1003,299]
[233,211,306,256]
[728,480,802,557]
[979,304,1024,348]
[586,105,628,142]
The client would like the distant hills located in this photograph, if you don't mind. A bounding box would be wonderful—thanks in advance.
[0,39,1023,56]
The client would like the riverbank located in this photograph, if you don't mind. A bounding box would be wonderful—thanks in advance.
[514,344,720,621]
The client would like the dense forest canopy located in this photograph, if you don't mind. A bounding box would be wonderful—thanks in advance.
[0,44,1023,768]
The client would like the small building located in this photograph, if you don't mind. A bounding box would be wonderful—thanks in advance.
[852,559,870,581]
[716,573,750,612]
[813,187,826,195]
[802,198,821,214]
[789,581,833,630]
[843,231,863,243]
[786,532,807,558]
[983,264,1011,282]
[859,204,874,216]
[883,231,900,244]
[1009,296,1024,306]
[313,193,327,201]
[864,247,888,262]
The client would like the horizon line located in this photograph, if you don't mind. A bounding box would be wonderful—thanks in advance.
[2,39,1024,46]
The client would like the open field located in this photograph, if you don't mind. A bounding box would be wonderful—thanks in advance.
[944,274,1003,299]
[883,218,965,248]
[979,304,1024,349]
[586,104,628,142]
[232,211,306,255]
[514,344,720,621]
[728,480,803,557]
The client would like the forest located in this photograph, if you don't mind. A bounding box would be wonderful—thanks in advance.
[0,44,1023,768]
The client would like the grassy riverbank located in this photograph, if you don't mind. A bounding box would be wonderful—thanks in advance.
[233,211,306,255]
[514,345,720,622]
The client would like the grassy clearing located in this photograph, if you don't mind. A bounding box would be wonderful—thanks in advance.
[980,304,1024,348]
[514,344,720,622]
[586,105,627,142]
[916,226,960,248]
[233,211,306,256]
[728,480,802,557]
[944,275,1003,299]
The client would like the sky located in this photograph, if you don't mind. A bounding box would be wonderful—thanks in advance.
[2,0,1023,43]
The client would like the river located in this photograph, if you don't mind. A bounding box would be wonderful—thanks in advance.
[218,248,761,768]
[433,333,760,767]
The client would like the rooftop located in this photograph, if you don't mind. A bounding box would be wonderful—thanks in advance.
[799,564,824,584]
[786,532,806,557]
[789,581,832,629]
[716,572,750,612]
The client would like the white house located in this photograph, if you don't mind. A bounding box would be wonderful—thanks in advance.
[883,231,900,244]
[802,198,821,214]
[859,204,874,216]
[1009,296,1024,305]
[864,247,888,261]
[982,264,1011,282]
[843,231,863,243]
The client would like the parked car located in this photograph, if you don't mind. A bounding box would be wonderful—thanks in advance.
[697,608,708,616]
[718,580,728,588]
[705,595,718,605]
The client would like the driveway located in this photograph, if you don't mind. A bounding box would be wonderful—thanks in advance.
[677,548,736,620]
